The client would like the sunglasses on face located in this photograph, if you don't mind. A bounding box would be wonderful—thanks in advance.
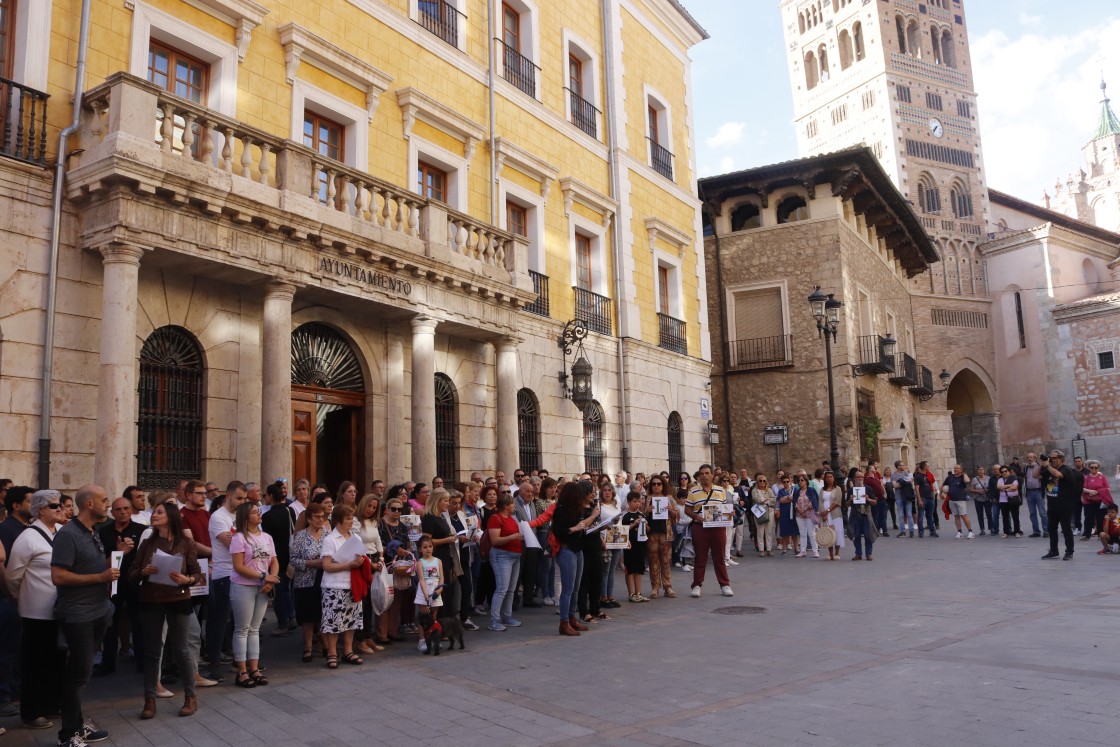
[388,506,401,512]
[46,503,62,510]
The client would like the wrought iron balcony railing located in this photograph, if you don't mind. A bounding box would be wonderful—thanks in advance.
[417,0,464,47]
[566,87,599,139]
[726,335,793,372]
[657,313,687,355]
[525,270,550,317]
[648,138,674,180]
[495,39,540,98]
[888,352,918,387]
[573,286,612,336]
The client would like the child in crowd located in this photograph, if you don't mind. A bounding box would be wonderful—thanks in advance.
[413,536,443,652]
[1098,504,1120,555]
[621,491,650,603]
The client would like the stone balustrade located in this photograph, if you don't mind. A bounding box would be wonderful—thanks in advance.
[76,73,529,293]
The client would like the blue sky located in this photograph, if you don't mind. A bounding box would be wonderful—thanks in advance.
[689,1,1120,203]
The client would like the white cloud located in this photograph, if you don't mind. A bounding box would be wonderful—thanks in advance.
[706,121,746,149]
[971,19,1120,200]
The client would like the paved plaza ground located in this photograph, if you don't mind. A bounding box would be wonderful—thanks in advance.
[3,530,1116,747]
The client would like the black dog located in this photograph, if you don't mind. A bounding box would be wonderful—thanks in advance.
[441,616,465,651]
[419,613,442,656]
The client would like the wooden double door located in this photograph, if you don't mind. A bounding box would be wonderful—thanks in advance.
[291,385,364,494]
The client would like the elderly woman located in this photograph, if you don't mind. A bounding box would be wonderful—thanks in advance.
[354,493,385,656]
[486,493,523,631]
[320,503,365,668]
[131,502,203,718]
[445,490,479,630]
[378,487,414,639]
[421,488,461,621]
[289,501,329,662]
[1082,459,1114,539]
[775,474,799,556]
[968,466,990,536]
[229,503,279,687]
[6,491,66,729]
[792,475,820,558]
[751,475,776,556]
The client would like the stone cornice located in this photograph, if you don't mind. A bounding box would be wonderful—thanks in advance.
[278,22,394,121]
[397,87,486,161]
[491,137,559,199]
[644,217,691,258]
[560,177,618,228]
[128,0,268,61]
[980,221,1120,262]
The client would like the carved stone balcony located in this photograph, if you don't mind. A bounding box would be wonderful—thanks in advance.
[70,73,533,306]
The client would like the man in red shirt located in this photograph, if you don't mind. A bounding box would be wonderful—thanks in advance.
[864,462,888,535]
[180,480,212,558]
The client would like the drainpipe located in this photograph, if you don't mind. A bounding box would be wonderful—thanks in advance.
[699,188,734,466]
[600,0,629,472]
[38,0,93,489]
[486,0,497,225]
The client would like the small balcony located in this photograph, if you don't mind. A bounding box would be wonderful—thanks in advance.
[573,286,612,336]
[1,77,50,165]
[648,138,674,180]
[853,335,895,376]
[496,39,540,98]
[910,365,935,398]
[566,87,599,140]
[417,0,464,48]
[657,313,687,355]
[888,352,919,387]
[525,270,550,317]
[726,335,793,372]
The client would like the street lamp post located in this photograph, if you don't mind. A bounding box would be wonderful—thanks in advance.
[808,286,843,475]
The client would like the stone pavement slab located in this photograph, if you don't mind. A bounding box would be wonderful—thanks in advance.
[2,532,1116,746]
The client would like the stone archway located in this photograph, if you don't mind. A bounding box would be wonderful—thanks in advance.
[946,368,997,471]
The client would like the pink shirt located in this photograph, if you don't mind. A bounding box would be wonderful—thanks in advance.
[229,531,276,585]
[1084,473,1114,506]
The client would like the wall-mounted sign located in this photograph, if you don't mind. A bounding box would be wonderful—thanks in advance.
[763,425,788,445]
[700,397,710,420]
[318,258,412,296]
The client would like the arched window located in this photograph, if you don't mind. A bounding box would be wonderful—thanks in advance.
[949,184,973,218]
[434,373,459,482]
[941,29,955,68]
[930,24,942,64]
[917,175,941,214]
[818,44,829,81]
[138,326,204,489]
[798,12,805,35]
[906,19,921,58]
[517,388,541,472]
[805,51,818,90]
[583,401,604,473]
[667,411,683,477]
[777,195,809,223]
[853,22,865,61]
[730,203,761,231]
[895,15,907,54]
[838,29,853,70]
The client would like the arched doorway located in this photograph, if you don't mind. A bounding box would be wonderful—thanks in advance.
[946,368,997,471]
[290,323,366,493]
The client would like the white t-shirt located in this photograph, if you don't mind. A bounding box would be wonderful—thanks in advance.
[320,528,354,590]
[208,507,237,580]
[290,501,306,519]
[133,510,151,526]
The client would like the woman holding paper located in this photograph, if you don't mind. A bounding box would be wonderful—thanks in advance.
[131,502,203,718]
[229,503,280,686]
[421,489,461,620]
[319,503,367,668]
[551,482,596,635]
[597,483,623,609]
[354,493,385,656]
[645,475,677,598]
[750,475,776,556]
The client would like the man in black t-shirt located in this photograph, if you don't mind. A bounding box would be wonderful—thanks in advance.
[1040,450,1083,560]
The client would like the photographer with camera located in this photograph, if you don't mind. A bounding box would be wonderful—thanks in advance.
[1040,451,1082,561]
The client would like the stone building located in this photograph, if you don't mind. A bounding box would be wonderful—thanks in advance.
[0,0,711,495]
[985,190,1120,462]
[1045,80,1120,233]
[779,0,1000,473]
[700,147,953,475]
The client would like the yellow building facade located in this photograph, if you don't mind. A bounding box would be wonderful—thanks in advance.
[0,0,710,493]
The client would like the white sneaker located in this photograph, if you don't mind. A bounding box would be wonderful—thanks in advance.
[956,531,962,539]
[690,586,702,598]
[682,564,693,572]
[795,552,805,558]
[417,639,427,653]
[726,558,739,566]
[542,597,555,606]
[720,585,734,597]
[812,550,820,558]
[967,531,975,539]
[673,562,682,568]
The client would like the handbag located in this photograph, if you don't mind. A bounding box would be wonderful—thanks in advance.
[752,503,770,523]
[815,524,836,547]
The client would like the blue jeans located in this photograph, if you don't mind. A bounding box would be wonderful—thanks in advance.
[1025,489,1047,534]
[538,550,555,600]
[851,513,873,557]
[489,548,521,626]
[917,498,936,535]
[602,548,622,599]
[272,574,295,627]
[556,547,584,620]
[987,501,1001,534]
[896,498,914,532]
[230,582,268,662]
[205,576,232,675]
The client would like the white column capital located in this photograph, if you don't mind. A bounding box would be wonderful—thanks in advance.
[98,243,149,266]
[262,280,299,303]
[411,315,438,336]
[493,336,522,354]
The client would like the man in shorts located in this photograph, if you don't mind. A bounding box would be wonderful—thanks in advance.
[942,464,974,539]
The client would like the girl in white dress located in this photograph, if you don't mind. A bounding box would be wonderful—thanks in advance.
[818,471,845,560]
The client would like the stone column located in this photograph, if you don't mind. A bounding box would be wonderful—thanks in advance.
[260,282,297,484]
[94,243,147,498]
[386,335,408,484]
[495,338,520,474]
[410,316,438,482]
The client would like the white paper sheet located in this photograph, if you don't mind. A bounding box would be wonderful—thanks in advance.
[852,486,867,505]
[150,549,183,586]
[651,497,669,520]
[331,533,367,563]
[518,521,541,549]
[191,558,209,597]
[110,551,124,596]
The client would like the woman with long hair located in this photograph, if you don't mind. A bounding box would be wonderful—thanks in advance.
[354,493,384,656]
[486,494,523,631]
[132,502,203,718]
[597,482,623,609]
[475,484,500,610]
[819,471,844,560]
[551,482,597,636]
[229,503,279,687]
[645,475,677,597]
[337,481,358,507]
[792,474,820,558]
[421,488,461,621]
[751,474,776,556]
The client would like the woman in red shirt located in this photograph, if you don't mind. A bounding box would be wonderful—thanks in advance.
[485,494,522,632]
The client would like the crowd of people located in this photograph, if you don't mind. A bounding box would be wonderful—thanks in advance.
[0,448,1113,746]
